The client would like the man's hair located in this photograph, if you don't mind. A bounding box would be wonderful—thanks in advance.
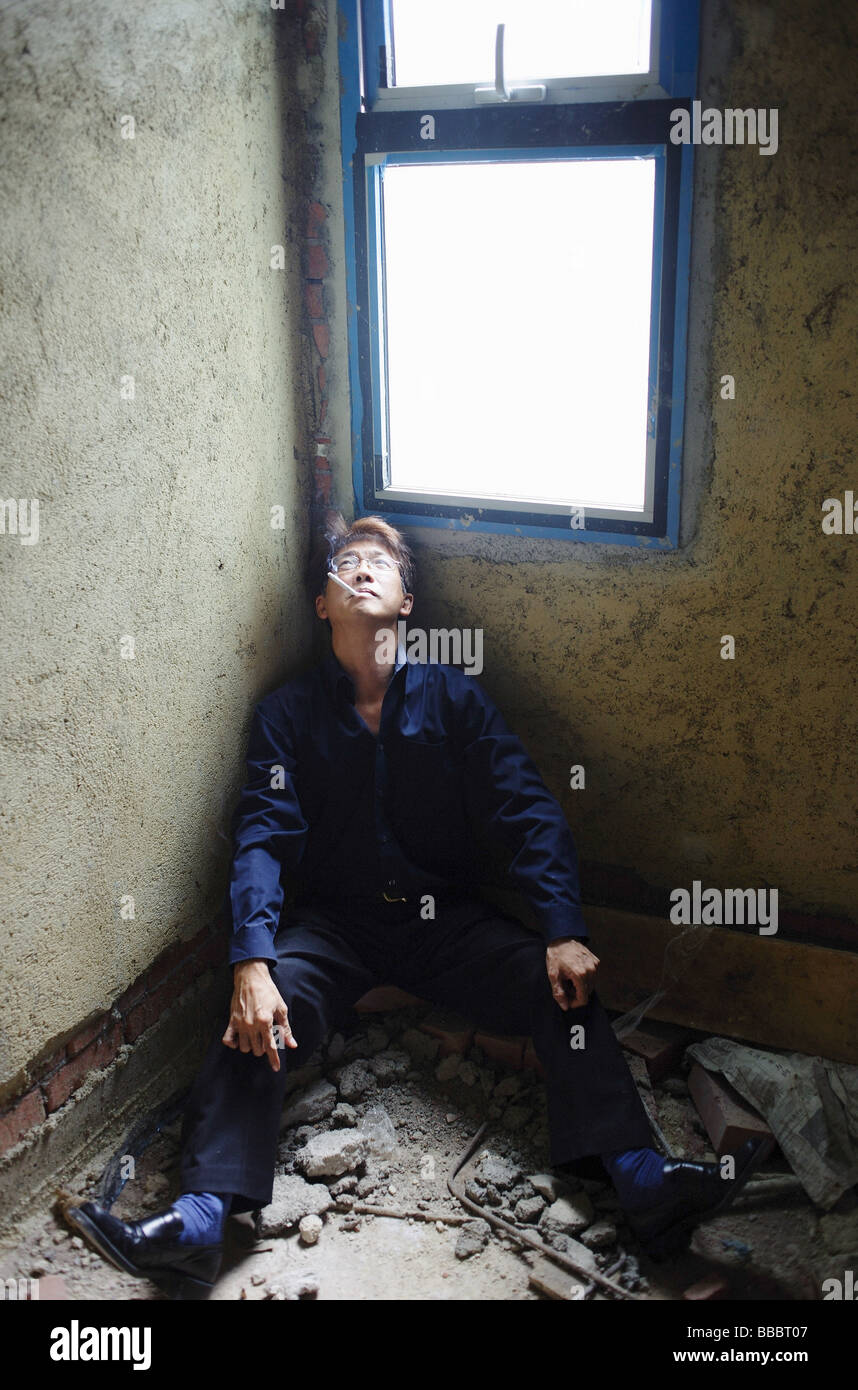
[308,510,415,601]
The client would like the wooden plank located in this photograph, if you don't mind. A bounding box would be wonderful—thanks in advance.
[585,907,858,1065]
[528,1256,591,1301]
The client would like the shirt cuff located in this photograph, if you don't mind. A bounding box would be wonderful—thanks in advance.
[538,903,589,944]
[227,924,279,966]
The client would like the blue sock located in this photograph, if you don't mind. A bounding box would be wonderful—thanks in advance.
[172,1191,230,1245]
[601,1147,667,1212]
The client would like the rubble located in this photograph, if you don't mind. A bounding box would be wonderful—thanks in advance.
[298,1215,323,1246]
[539,1194,594,1239]
[579,1220,618,1250]
[474,1153,520,1190]
[295,1129,368,1178]
[335,1060,376,1100]
[399,1028,440,1064]
[282,1079,338,1129]
[526,1172,569,1203]
[369,1049,411,1082]
[265,1272,320,1301]
[255,1174,333,1237]
[513,1196,545,1224]
[435,1055,461,1083]
[17,996,822,1304]
[455,1219,491,1259]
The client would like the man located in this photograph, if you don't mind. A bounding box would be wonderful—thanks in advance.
[68,514,768,1296]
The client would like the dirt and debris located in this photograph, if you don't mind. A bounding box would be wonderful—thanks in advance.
[1,1003,851,1301]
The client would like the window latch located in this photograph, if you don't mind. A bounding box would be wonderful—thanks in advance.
[474,23,546,105]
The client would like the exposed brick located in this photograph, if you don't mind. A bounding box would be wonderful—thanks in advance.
[151,974,182,1014]
[683,1274,731,1301]
[155,957,196,1011]
[312,323,329,359]
[317,365,326,395]
[43,1022,122,1113]
[687,1064,773,1156]
[304,283,324,319]
[522,1038,546,1078]
[0,1089,46,1157]
[115,975,147,1016]
[419,1010,474,1056]
[145,939,188,991]
[475,1031,526,1070]
[33,1275,72,1300]
[314,465,332,504]
[620,1021,693,1082]
[30,1044,68,1083]
[306,200,327,236]
[306,244,328,279]
[66,1015,109,1058]
[355,986,422,1013]
[124,994,159,1045]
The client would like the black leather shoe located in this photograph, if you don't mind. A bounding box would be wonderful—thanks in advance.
[624,1136,774,1261]
[65,1202,223,1298]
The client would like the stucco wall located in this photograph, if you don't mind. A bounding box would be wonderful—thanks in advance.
[0,0,319,1099]
[328,0,857,932]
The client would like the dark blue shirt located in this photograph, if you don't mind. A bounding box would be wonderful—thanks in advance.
[227,643,588,964]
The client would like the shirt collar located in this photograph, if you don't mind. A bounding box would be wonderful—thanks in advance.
[322,639,409,703]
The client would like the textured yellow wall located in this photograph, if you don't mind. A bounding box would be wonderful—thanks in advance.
[335,0,857,930]
[0,0,321,1099]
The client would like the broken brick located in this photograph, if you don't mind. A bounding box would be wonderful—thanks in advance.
[306,244,328,279]
[304,282,324,319]
[34,1275,72,1300]
[354,986,422,1013]
[620,1021,693,1082]
[687,1064,773,1156]
[66,1016,109,1058]
[0,1089,46,1157]
[306,200,327,236]
[523,1038,546,1078]
[475,1032,526,1070]
[312,323,329,359]
[683,1274,731,1301]
[43,1022,122,1113]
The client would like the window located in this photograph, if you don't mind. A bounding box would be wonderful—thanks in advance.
[338,1,700,547]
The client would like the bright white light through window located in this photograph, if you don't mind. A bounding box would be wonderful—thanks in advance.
[381,158,656,512]
[390,0,653,86]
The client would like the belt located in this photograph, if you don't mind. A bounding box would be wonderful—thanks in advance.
[381,878,416,903]
[380,878,459,905]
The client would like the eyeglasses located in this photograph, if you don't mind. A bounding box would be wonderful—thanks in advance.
[331,551,397,574]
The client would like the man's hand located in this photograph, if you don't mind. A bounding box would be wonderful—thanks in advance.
[222,959,297,1072]
[546,938,600,1011]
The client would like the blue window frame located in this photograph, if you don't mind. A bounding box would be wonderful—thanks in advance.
[338,1,700,548]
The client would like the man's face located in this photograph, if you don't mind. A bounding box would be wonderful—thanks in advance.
[314,541,413,629]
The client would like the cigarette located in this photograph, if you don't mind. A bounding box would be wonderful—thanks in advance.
[328,570,360,596]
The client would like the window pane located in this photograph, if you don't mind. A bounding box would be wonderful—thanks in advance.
[381,158,656,512]
[390,0,653,86]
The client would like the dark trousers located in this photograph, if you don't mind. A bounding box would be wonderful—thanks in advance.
[179,892,653,1212]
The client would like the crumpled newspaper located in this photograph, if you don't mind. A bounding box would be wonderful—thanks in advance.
[686,1037,858,1209]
